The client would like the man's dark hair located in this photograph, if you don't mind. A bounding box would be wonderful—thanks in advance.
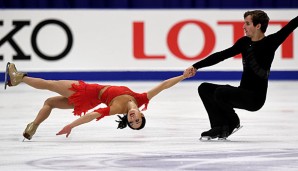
[244,10,270,33]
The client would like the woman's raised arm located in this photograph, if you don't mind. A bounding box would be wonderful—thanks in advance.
[146,71,193,100]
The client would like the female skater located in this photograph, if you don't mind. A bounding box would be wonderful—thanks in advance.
[6,62,192,140]
[185,10,298,140]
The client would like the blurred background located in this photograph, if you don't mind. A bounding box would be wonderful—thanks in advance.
[1,0,298,9]
[0,0,297,81]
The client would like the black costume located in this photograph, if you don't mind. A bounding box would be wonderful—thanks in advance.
[193,16,298,136]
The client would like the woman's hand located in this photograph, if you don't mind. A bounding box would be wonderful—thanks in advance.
[56,124,72,138]
[183,66,197,78]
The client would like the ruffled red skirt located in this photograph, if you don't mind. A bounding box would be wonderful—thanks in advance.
[68,81,106,116]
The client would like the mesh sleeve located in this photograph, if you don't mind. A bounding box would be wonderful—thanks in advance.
[94,107,110,121]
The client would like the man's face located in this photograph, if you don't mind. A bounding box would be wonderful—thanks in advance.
[243,15,258,38]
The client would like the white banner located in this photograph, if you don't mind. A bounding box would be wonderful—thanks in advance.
[0,10,297,71]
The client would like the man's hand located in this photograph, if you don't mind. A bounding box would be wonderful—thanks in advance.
[183,66,197,78]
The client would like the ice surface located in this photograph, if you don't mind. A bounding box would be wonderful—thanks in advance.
[0,81,298,171]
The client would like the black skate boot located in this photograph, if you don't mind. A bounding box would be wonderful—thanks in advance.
[219,124,243,140]
[218,125,230,140]
[228,118,241,136]
[200,126,222,140]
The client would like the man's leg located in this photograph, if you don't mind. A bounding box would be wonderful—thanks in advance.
[214,85,264,135]
[198,82,228,128]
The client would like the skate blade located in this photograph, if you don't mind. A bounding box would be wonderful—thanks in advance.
[199,136,218,141]
[200,136,211,141]
[4,62,10,90]
[23,133,32,140]
[200,136,231,142]
[230,125,243,135]
[218,138,231,141]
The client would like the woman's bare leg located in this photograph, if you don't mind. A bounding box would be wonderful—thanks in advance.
[22,76,78,98]
[24,96,74,140]
[33,96,74,124]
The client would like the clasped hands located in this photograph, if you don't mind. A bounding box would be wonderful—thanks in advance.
[183,66,197,78]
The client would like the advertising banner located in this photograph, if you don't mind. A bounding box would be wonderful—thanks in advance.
[0,10,297,80]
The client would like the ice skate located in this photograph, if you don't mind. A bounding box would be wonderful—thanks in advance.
[199,126,222,141]
[4,62,9,89]
[217,125,230,140]
[23,122,39,140]
[5,62,27,89]
[218,124,243,140]
[229,124,243,136]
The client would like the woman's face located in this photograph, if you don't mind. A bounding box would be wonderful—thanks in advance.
[127,109,143,129]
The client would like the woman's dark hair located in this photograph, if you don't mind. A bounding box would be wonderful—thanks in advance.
[244,10,270,33]
[115,114,146,130]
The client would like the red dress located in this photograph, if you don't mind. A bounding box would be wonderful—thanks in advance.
[68,81,149,120]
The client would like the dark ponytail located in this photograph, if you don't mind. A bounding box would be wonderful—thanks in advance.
[116,115,128,129]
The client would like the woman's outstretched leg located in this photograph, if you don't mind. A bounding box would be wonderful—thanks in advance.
[24,96,74,140]
[22,77,77,98]
[7,62,77,98]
